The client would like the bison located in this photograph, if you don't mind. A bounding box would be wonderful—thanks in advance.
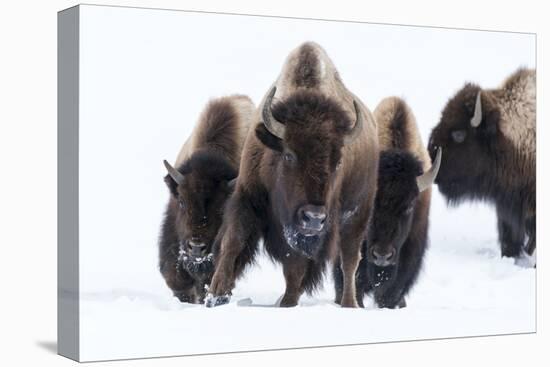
[428,68,535,264]
[206,42,379,308]
[334,97,441,308]
[159,95,255,303]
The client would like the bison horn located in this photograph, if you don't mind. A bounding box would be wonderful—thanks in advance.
[470,91,483,128]
[344,100,364,144]
[262,86,286,139]
[163,160,185,185]
[416,147,442,192]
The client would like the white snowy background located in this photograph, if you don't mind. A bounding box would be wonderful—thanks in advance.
[76,5,536,361]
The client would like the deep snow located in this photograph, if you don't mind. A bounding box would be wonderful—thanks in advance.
[78,194,535,361]
[75,5,536,362]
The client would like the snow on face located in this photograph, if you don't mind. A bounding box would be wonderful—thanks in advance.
[283,225,323,259]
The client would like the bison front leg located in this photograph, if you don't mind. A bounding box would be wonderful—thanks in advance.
[374,284,406,309]
[525,215,536,256]
[338,211,368,308]
[279,256,309,307]
[206,192,261,307]
[334,244,369,307]
[496,205,525,259]
[160,257,197,303]
[339,244,361,308]
[332,261,343,305]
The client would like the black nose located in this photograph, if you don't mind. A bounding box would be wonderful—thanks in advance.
[297,204,327,232]
[370,246,396,267]
[188,240,207,257]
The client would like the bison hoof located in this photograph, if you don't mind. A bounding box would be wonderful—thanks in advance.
[397,297,407,309]
[279,299,298,308]
[205,293,231,308]
[174,292,195,304]
[514,250,536,268]
[340,298,359,308]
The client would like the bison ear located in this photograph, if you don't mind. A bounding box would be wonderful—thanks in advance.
[164,174,179,198]
[471,91,500,136]
[255,124,283,152]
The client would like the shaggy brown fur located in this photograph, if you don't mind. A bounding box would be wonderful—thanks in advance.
[428,68,536,262]
[159,95,255,303]
[293,43,321,89]
[206,42,379,308]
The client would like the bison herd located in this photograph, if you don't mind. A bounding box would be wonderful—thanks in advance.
[158,42,536,309]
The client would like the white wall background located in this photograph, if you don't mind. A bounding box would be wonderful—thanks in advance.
[0,0,547,366]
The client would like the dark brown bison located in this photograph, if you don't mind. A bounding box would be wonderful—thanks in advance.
[206,42,379,308]
[334,97,441,308]
[159,95,255,303]
[428,69,535,265]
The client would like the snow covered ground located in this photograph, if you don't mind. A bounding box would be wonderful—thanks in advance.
[75,5,536,362]
[78,194,535,361]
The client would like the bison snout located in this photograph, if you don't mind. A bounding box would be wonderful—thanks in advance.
[370,246,396,267]
[188,240,207,257]
[297,204,327,233]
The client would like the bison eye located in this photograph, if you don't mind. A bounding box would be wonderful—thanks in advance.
[178,200,185,210]
[283,152,296,164]
[451,130,467,143]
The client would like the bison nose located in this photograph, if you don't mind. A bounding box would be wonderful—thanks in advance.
[188,240,207,257]
[371,247,396,267]
[297,205,327,232]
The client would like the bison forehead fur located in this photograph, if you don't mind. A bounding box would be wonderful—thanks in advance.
[271,90,352,160]
[376,150,423,214]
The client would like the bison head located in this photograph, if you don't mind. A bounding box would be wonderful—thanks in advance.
[163,152,237,273]
[255,87,363,259]
[428,84,501,204]
[366,148,441,283]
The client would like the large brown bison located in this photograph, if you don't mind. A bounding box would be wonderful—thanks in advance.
[428,69,535,264]
[206,42,379,308]
[334,97,441,308]
[159,95,255,303]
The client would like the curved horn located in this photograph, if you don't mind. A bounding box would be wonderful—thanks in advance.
[261,87,286,139]
[416,147,442,192]
[163,160,185,185]
[344,100,364,144]
[470,91,483,127]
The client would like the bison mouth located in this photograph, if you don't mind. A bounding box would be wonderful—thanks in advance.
[283,226,324,259]
[177,247,214,279]
[367,263,397,288]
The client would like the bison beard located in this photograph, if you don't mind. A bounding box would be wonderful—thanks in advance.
[177,245,214,281]
[367,263,397,289]
[283,226,325,259]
